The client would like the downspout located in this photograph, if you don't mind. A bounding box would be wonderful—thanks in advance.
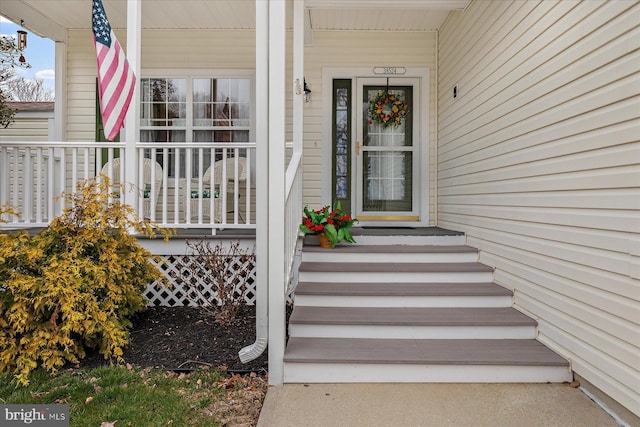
[239,0,269,363]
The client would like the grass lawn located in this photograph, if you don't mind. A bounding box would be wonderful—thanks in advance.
[0,365,267,426]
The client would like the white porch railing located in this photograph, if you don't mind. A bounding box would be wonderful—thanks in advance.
[0,141,256,231]
[284,150,303,291]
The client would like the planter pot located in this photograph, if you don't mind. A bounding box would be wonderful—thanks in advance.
[318,234,334,248]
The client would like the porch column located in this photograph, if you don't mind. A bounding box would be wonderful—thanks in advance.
[293,0,304,155]
[268,0,287,385]
[53,42,67,143]
[123,0,141,210]
[53,41,67,215]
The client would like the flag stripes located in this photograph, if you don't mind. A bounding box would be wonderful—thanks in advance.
[92,0,136,141]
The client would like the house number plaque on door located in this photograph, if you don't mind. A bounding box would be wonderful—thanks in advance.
[373,67,406,75]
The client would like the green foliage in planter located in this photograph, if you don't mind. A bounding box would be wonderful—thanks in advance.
[0,178,172,385]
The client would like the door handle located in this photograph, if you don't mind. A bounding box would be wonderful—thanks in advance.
[356,140,361,156]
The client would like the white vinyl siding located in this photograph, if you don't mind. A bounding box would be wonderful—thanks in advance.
[1,111,54,219]
[305,31,437,224]
[0,114,52,142]
[438,0,639,418]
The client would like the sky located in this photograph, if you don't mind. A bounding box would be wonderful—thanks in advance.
[0,16,56,95]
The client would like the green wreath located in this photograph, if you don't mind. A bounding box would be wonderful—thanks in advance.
[369,90,409,128]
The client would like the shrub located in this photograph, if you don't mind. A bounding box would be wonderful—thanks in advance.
[0,178,172,384]
[184,241,256,326]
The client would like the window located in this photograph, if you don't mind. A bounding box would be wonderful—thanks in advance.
[332,79,352,210]
[140,76,252,177]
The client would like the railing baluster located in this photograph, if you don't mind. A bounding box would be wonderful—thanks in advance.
[59,147,66,214]
[138,154,144,219]
[246,154,252,224]
[83,147,90,181]
[185,147,193,224]
[47,147,55,221]
[221,149,227,225]
[196,147,204,225]
[12,148,19,222]
[208,147,215,225]
[174,148,181,223]
[35,148,43,223]
[162,148,168,224]
[23,147,33,222]
[71,148,78,194]
[0,147,6,211]
[96,148,103,175]
[150,148,157,221]
[233,151,239,224]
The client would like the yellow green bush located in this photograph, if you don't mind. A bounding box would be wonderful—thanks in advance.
[0,178,172,384]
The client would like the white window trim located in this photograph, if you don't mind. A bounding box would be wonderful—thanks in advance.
[140,69,256,145]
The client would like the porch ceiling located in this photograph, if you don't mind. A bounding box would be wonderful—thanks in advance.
[0,0,469,42]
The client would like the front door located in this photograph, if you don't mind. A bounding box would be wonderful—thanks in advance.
[355,78,419,223]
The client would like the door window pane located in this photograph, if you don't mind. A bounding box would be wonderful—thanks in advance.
[365,88,410,147]
[363,151,412,211]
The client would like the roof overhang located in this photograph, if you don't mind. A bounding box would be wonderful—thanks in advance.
[1,0,470,43]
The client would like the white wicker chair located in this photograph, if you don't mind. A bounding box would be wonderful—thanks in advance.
[100,157,163,218]
[190,157,247,223]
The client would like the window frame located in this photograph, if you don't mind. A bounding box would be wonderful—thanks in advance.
[139,70,256,180]
[140,69,256,144]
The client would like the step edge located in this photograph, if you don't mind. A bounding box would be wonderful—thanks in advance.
[299,262,494,273]
[294,282,513,296]
[302,245,478,254]
[289,307,537,326]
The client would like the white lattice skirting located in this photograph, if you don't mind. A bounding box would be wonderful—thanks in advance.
[145,255,257,307]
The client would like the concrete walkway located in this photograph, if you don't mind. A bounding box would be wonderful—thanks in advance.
[257,383,619,427]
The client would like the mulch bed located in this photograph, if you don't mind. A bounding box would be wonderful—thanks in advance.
[76,305,269,373]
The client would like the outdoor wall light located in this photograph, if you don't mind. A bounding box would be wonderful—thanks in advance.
[17,29,27,63]
[303,78,311,103]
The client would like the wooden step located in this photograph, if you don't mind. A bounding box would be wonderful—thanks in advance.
[283,337,572,383]
[299,262,494,273]
[298,261,494,283]
[306,227,466,246]
[285,337,569,365]
[294,281,513,307]
[301,245,478,263]
[288,306,537,339]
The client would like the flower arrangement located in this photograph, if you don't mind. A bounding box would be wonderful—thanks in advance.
[299,202,358,247]
[369,90,409,128]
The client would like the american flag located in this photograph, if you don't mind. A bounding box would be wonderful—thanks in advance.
[92,0,136,141]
